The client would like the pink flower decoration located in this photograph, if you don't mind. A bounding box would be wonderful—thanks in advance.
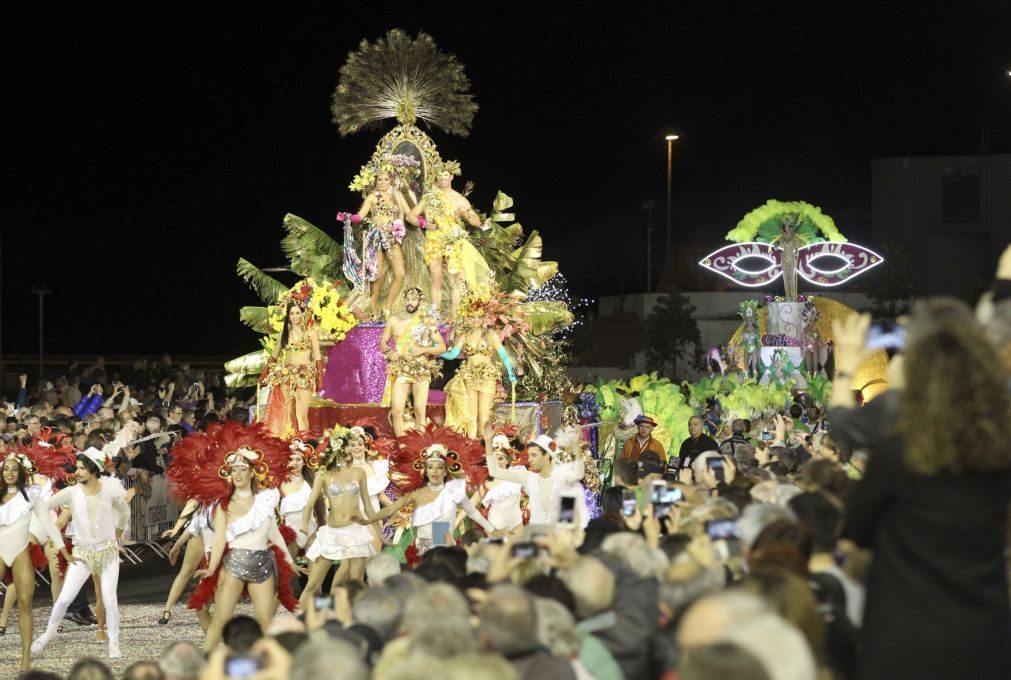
[350,214,362,224]
[417,215,428,229]
[391,219,405,240]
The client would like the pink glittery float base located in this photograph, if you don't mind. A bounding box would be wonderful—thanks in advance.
[319,323,448,405]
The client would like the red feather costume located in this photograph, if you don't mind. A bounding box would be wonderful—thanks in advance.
[13,430,77,573]
[166,422,298,612]
[391,425,488,494]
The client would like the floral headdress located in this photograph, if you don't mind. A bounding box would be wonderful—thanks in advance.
[319,425,353,469]
[166,421,290,506]
[344,418,397,460]
[391,424,487,493]
[456,287,530,341]
[349,153,423,195]
[433,159,462,177]
[289,438,320,471]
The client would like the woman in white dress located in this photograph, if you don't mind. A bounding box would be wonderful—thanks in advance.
[1,452,72,671]
[279,438,323,562]
[456,432,526,534]
[371,425,496,559]
[345,424,395,551]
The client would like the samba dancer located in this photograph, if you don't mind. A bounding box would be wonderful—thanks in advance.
[457,431,526,535]
[1,450,73,671]
[380,287,446,436]
[299,429,376,610]
[156,498,212,629]
[260,298,324,436]
[370,425,495,558]
[166,422,302,651]
[32,446,132,660]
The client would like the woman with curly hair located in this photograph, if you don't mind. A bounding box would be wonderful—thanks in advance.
[829,300,1011,680]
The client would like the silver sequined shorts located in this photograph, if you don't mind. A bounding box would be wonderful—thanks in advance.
[224,548,276,584]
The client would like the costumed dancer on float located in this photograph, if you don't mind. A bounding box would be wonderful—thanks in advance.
[298,428,376,610]
[0,430,76,638]
[0,447,74,671]
[740,300,761,379]
[156,498,214,629]
[167,422,302,651]
[440,291,518,438]
[802,298,823,374]
[344,421,396,552]
[260,292,324,437]
[279,438,325,565]
[32,446,133,660]
[380,287,446,437]
[370,425,496,561]
[351,166,411,319]
[456,429,527,536]
[484,425,589,529]
[407,160,491,319]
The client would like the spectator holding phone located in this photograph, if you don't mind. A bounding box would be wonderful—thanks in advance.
[829,302,1011,680]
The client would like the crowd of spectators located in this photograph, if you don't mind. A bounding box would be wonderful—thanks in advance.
[6,248,1011,680]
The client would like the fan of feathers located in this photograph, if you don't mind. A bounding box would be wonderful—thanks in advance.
[331,28,478,137]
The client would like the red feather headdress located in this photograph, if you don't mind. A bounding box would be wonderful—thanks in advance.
[12,428,77,485]
[288,437,320,471]
[391,424,487,494]
[490,424,527,468]
[167,421,290,506]
[346,417,397,460]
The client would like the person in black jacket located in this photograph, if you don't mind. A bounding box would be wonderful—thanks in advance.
[828,300,1011,680]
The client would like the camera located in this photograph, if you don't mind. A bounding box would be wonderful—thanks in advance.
[706,457,726,483]
[510,542,538,558]
[557,495,577,526]
[865,320,906,351]
[621,489,637,517]
[705,518,738,540]
[224,654,261,678]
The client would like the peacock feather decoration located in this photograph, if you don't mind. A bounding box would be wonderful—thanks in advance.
[331,29,478,137]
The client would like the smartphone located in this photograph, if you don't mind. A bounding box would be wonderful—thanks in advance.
[621,489,637,517]
[707,457,726,483]
[658,486,683,505]
[313,594,334,611]
[650,480,668,504]
[431,521,451,546]
[511,541,538,558]
[557,495,577,525]
[761,431,772,441]
[224,654,261,678]
[705,518,739,540]
[865,320,905,350]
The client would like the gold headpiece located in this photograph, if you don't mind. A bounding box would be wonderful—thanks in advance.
[218,447,268,480]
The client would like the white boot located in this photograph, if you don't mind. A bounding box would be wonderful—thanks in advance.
[109,637,122,659]
[31,627,57,655]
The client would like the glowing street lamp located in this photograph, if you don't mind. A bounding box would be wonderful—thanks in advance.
[665,134,679,257]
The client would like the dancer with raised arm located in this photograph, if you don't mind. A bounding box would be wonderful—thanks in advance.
[456,430,527,535]
[166,422,302,651]
[279,438,324,564]
[371,425,495,560]
[156,498,213,629]
[345,421,397,551]
[484,425,588,528]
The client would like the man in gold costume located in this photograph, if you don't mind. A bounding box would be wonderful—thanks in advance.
[379,287,446,436]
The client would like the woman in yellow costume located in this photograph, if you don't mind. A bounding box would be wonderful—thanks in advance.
[259,291,323,436]
[407,161,490,319]
[440,291,517,438]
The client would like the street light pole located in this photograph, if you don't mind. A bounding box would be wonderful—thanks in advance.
[31,286,50,383]
[665,134,679,259]
[642,200,656,293]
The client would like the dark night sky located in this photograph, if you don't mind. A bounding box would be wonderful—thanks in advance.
[3,1,1010,357]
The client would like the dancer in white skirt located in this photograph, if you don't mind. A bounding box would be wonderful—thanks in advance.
[344,423,396,551]
[32,447,131,660]
[299,429,375,610]
[1,452,72,671]
[157,498,213,629]
[279,438,322,561]
[458,432,526,534]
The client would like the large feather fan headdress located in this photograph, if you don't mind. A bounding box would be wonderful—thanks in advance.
[331,29,478,137]
[391,425,487,494]
[11,427,77,484]
[167,421,290,506]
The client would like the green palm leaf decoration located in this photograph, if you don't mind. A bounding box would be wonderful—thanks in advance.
[331,29,478,137]
[239,306,271,333]
[236,258,288,305]
[280,214,341,279]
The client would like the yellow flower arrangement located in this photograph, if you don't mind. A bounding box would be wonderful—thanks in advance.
[264,278,358,350]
